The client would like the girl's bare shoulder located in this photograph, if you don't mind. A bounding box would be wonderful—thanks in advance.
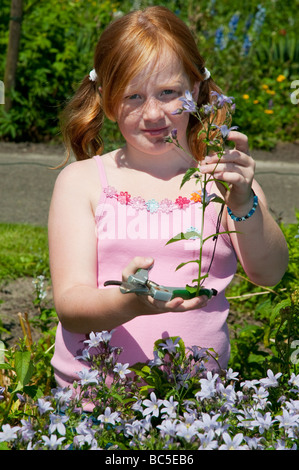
[52,150,121,206]
[52,158,100,203]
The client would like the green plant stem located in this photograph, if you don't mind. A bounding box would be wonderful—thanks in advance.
[196,174,206,295]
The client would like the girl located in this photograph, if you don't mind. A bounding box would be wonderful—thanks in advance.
[48,7,288,389]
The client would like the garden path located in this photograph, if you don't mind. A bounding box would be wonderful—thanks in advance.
[0,141,298,226]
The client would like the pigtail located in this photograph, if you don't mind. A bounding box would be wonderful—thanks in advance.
[60,75,104,163]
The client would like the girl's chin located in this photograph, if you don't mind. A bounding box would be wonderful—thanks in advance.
[127,139,173,155]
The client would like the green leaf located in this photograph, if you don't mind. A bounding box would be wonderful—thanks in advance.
[129,363,151,379]
[214,179,230,191]
[0,442,9,450]
[14,351,34,388]
[209,196,226,205]
[175,259,200,271]
[185,285,198,294]
[202,230,239,244]
[23,385,44,401]
[190,273,209,284]
[0,363,12,370]
[166,231,201,245]
[180,168,199,188]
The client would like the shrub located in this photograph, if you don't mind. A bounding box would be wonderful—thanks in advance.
[1,0,298,148]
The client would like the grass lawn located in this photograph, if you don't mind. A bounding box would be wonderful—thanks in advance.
[0,223,49,281]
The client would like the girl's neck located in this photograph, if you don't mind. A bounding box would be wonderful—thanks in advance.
[118,144,197,180]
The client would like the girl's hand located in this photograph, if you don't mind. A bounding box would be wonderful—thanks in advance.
[122,257,209,314]
[200,131,256,216]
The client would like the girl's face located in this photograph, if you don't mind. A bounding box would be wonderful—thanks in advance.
[116,50,199,158]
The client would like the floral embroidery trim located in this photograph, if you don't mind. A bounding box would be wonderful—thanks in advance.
[103,185,202,213]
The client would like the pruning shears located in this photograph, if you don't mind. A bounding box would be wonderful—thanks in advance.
[104,268,217,301]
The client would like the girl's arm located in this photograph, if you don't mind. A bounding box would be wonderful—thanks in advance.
[48,160,208,334]
[200,131,289,286]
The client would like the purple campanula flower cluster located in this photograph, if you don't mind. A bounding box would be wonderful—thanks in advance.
[1,332,298,450]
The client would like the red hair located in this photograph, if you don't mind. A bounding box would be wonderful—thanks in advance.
[61,6,226,162]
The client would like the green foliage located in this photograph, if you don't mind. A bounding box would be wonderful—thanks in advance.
[0,0,120,142]
[1,0,298,148]
[227,213,299,380]
[0,223,49,280]
[187,0,299,149]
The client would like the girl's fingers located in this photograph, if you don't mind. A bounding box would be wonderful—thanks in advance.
[145,294,209,313]
[202,150,254,168]
[122,256,154,281]
[226,131,249,154]
[200,150,255,182]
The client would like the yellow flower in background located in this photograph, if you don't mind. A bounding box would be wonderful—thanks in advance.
[277,74,286,82]
[253,100,259,104]
[243,94,250,100]
[264,109,274,114]
[262,84,269,90]
[266,89,275,95]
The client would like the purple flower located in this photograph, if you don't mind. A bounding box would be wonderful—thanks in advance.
[37,398,54,415]
[211,91,234,108]
[0,424,20,443]
[202,104,214,115]
[84,331,104,349]
[20,419,35,442]
[51,387,73,406]
[148,350,164,367]
[157,419,178,438]
[49,413,69,436]
[98,407,120,425]
[176,422,198,442]
[113,362,131,379]
[259,369,282,388]
[219,432,247,450]
[159,337,180,354]
[41,434,65,450]
[171,128,177,139]
[77,368,99,386]
[0,387,5,401]
[142,392,163,418]
[178,90,197,113]
[212,124,238,138]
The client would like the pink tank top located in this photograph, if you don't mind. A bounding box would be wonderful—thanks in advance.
[51,155,237,388]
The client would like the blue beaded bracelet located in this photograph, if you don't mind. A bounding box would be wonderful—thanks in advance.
[227,191,258,222]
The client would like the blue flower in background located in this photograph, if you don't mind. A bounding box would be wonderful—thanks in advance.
[253,4,266,35]
[244,13,254,32]
[215,26,226,50]
[228,13,240,41]
[242,34,252,56]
